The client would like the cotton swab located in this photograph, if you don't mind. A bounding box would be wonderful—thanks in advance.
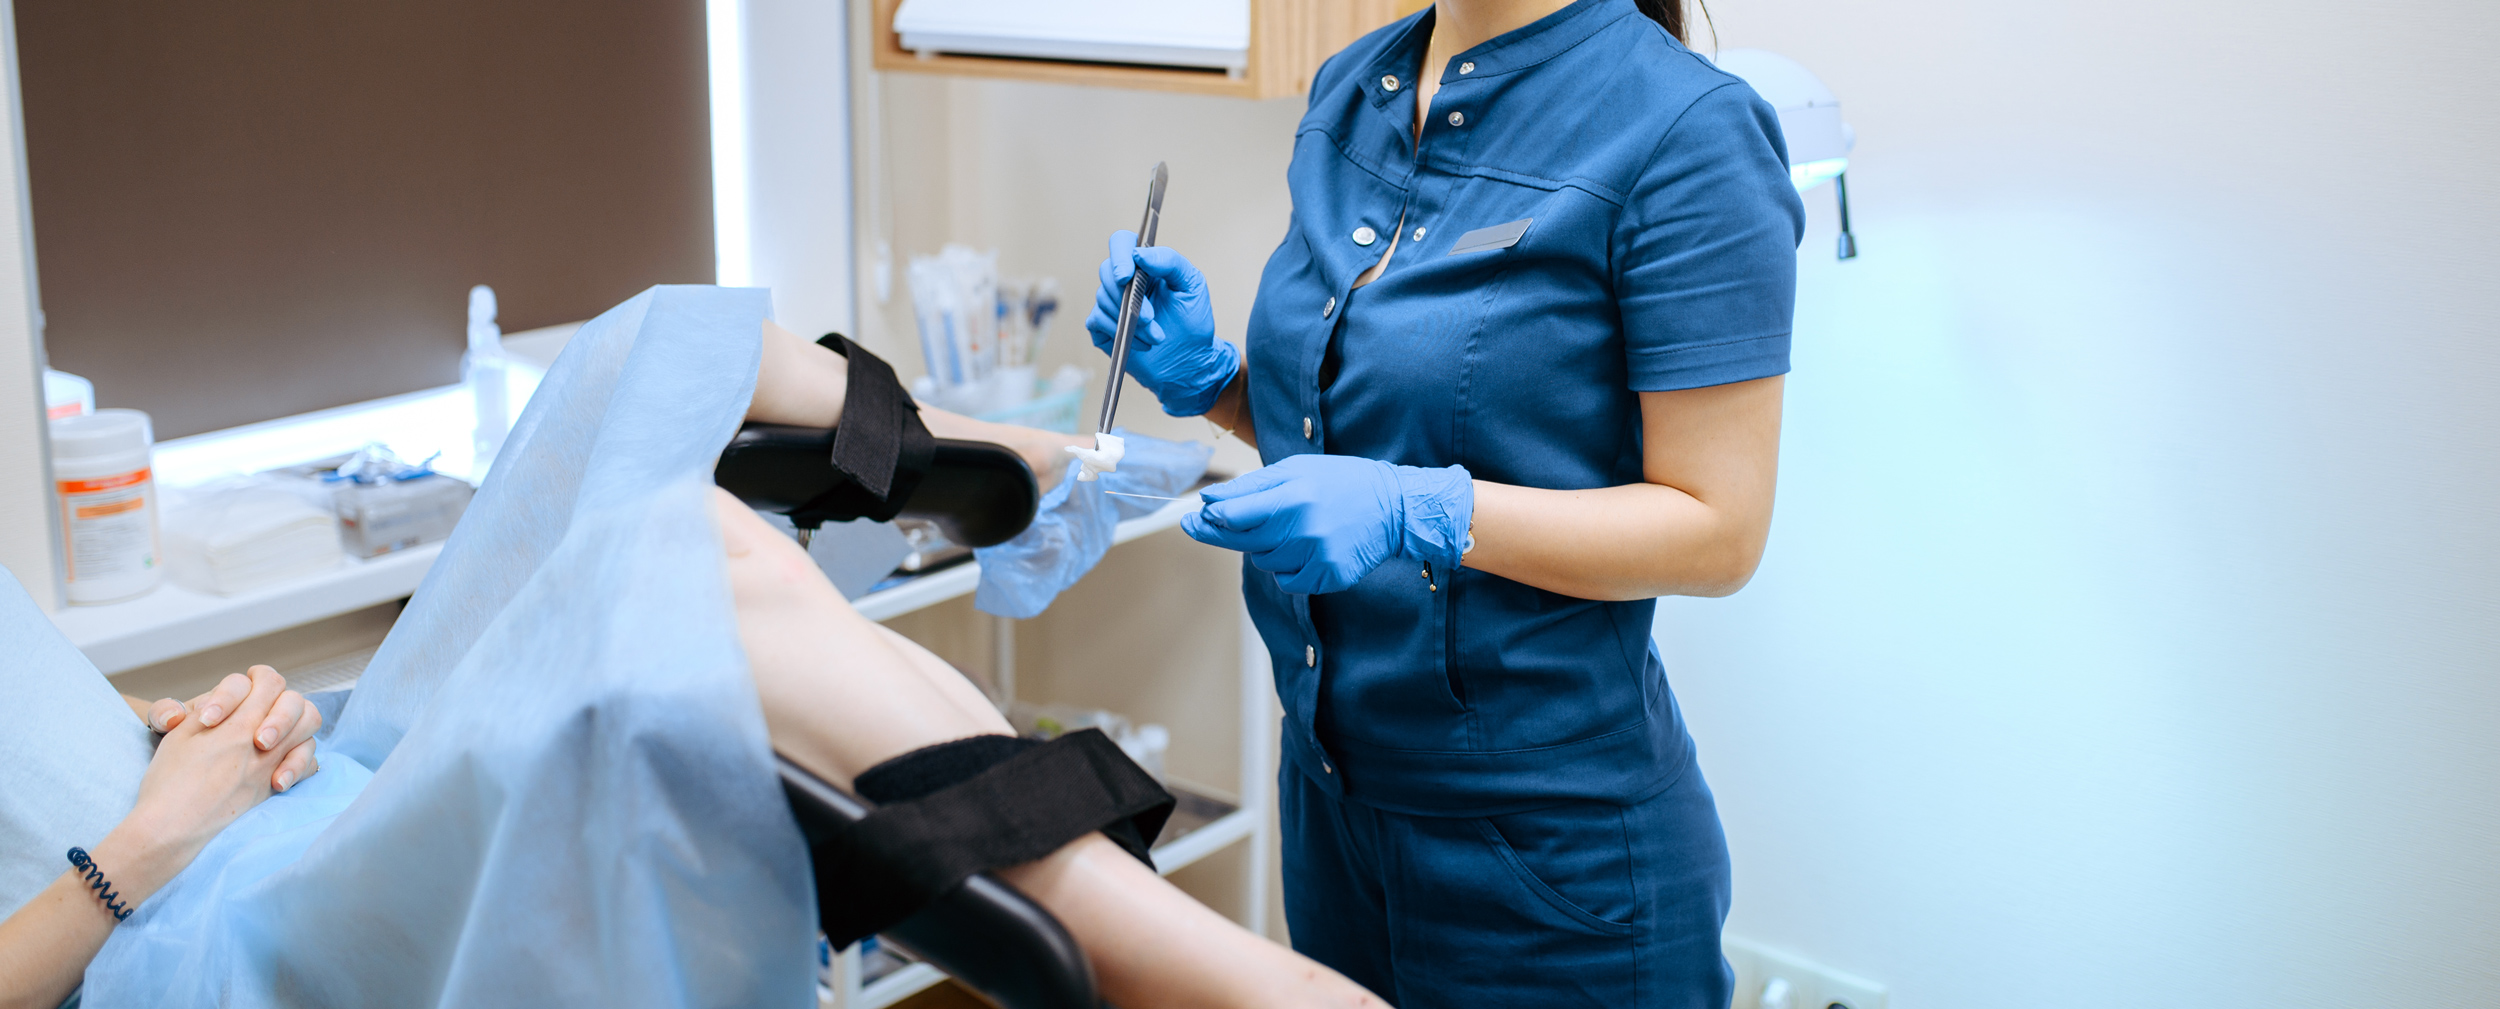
[1102,490,1184,501]
[1066,431,1126,482]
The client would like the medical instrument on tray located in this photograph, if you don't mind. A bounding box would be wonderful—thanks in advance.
[324,446,475,559]
[1096,162,1167,436]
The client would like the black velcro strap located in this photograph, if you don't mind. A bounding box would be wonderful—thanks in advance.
[857,734,1041,805]
[814,729,1174,948]
[821,333,935,505]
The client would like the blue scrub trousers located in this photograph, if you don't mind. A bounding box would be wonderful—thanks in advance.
[1280,762,1734,1008]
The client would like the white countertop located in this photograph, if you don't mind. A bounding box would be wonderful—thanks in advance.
[52,325,1198,674]
[61,496,1197,676]
[55,544,441,675]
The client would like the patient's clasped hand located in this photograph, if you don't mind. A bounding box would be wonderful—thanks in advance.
[0,286,1376,1009]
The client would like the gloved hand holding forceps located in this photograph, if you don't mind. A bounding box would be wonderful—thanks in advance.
[1088,234,1477,595]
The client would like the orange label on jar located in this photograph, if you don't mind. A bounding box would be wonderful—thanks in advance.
[74,497,146,519]
[58,469,150,494]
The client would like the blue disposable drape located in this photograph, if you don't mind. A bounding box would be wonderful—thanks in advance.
[82,286,817,1008]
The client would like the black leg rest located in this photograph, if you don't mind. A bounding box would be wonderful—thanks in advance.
[778,754,1100,1009]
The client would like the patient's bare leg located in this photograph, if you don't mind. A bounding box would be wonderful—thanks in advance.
[714,491,1378,1009]
[718,486,1004,777]
[747,320,1087,492]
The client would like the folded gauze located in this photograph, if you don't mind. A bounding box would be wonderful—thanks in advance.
[79,286,815,1007]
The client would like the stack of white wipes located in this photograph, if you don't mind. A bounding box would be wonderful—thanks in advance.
[162,478,344,595]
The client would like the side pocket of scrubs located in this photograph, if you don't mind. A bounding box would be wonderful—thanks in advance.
[1476,806,1639,935]
[1439,562,1468,710]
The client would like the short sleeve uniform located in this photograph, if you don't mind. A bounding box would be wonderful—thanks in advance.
[1240,0,1803,815]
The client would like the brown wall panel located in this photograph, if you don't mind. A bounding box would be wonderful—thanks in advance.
[17,0,713,438]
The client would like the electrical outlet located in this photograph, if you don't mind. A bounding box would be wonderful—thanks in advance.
[1724,934,1888,1009]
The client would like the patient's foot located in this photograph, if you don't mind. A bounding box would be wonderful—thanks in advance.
[930,414,1089,496]
[713,488,1008,787]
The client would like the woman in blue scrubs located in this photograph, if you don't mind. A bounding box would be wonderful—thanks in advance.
[1086,1,1801,1004]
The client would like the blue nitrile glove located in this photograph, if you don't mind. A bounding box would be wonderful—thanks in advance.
[1182,454,1474,595]
[1088,230,1240,417]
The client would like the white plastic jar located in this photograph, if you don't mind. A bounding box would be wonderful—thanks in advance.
[50,408,160,604]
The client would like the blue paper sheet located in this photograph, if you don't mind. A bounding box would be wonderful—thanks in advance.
[81,287,817,1008]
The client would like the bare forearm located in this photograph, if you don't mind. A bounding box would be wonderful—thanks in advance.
[999,835,1379,1009]
[0,826,184,1009]
[1464,377,1784,600]
[0,874,112,1009]
[1465,480,1768,600]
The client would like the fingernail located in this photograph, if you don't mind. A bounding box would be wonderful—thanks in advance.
[201,705,223,726]
[276,771,295,791]
[259,727,278,748]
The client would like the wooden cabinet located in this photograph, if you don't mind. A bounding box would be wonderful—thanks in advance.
[868,0,1425,100]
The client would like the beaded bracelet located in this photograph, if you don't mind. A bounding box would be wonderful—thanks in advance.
[66,847,132,921]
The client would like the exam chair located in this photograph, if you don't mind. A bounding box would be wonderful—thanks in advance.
[719,332,1096,1008]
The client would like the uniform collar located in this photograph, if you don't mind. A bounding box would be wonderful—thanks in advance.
[1360,0,1637,107]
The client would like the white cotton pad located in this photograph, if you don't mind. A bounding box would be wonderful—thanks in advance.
[1066,432,1126,482]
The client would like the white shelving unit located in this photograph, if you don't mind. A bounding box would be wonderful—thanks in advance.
[54,543,441,675]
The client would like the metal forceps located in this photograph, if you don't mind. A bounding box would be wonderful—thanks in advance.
[1096,162,1168,435]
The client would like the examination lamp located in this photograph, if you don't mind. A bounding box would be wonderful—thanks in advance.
[1712,49,1859,260]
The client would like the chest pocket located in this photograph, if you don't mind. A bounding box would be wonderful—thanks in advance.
[1310,180,1586,462]
[1320,217,1530,394]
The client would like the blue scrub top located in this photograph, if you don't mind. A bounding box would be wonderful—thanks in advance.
[1241,0,1803,816]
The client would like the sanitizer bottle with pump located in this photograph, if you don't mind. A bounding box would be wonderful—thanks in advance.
[466,284,507,464]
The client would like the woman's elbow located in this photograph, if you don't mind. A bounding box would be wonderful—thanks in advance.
[1663,529,1770,599]
[1683,561,1758,598]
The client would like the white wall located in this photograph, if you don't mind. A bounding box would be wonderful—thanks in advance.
[1664,0,2500,1005]
[741,0,854,338]
[0,0,56,610]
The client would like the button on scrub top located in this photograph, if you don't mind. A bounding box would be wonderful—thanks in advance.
[1240,0,1805,815]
